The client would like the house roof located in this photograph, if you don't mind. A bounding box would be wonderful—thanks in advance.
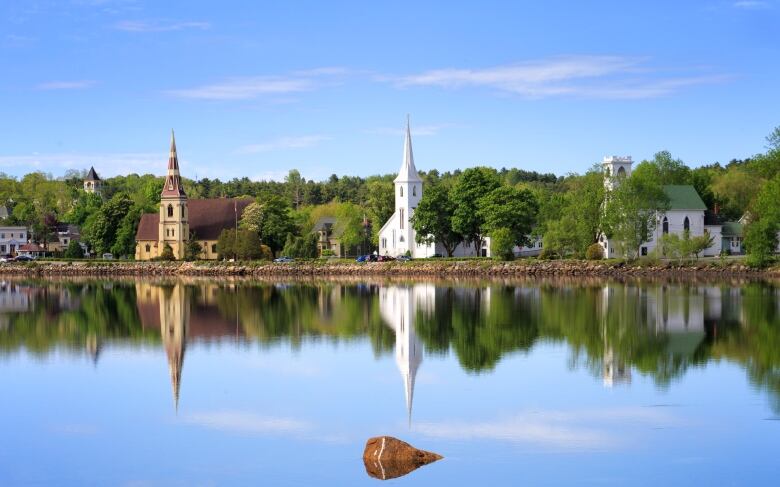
[85,166,101,181]
[19,243,45,252]
[721,221,743,237]
[312,216,345,237]
[135,198,253,242]
[663,185,707,211]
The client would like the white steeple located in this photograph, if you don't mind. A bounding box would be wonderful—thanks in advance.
[394,116,422,183]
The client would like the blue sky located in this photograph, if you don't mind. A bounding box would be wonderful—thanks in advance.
[1,0,778,181]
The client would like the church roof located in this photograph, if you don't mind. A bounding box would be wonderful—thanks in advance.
[135,198,253,241]
[394,117,422,183]
[663,185,707,211]
[85,166,100,181]
[161,130,187,198]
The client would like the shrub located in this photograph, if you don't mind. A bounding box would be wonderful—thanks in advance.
[489,228,515,261]
[321,249,334,257]
[159,243,176,261]
[539,248,559,260]
[64,240,84,259]
[585,243,604,260]
[184,237,203,261]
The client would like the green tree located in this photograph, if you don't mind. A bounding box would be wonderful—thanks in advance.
[478,186,538,247]
[64,240,84,259]
[184,234,204,261]
[451,167,501,251]
[632,150,691,186]
[411,183,463,256]
[602,176,669,259]
[159,243,175,261]
[365,179,394,244]
[83,193,133,255]
[489,227,515,261]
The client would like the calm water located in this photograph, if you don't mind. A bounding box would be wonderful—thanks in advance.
[1,277,779,486]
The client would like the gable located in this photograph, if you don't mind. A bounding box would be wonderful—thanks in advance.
[663,185,707,211]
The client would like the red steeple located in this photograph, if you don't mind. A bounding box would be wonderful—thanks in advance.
[161,129,186,198]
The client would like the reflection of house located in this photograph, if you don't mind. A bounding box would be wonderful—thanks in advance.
[0,282,32,311]
[313,217,345,257]
[379,284,434,424]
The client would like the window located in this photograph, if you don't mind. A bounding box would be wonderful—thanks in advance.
[641,247,648,256]
[381,238,387,249]
[412,185,417,197]
[0,245,5,253]
[617,166,626,177]
[0,234,4,239]
[145,244,151,252]
[399,208,405,229]
[400,235,405,242]
[167,204,173,217]
[662,217,669,234]
[400,186,403,197]
[171,229,174,237]
[181,206,185,217]
[683,216,690,232]
[211,244,217,253]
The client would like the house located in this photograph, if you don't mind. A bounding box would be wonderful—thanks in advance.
[377,118,482,258]
[599,156,728,258]
[83,166,102,195]
[17,243,46,258]
[0,226,28,257]
[135,131,253,260]
[720,221,744,255]
[313,217,345,257]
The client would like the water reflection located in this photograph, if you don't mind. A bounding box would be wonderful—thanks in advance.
[0,278,779,415]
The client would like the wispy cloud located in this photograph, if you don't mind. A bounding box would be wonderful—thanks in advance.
[391,56,728,99]
[416,407,680,450]
[113,20,211,32]
[733,0,771,9]
[167,68,349,101]
[36,80,97,90]
[0,152,163,177]
[234,135,330,154]
[365,123,457,137]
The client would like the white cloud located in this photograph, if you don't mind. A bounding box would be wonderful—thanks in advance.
[0,152,163,177]
[392,56,728,99]
[733,1,771,8]
[113,20,211,32]
[234,135,330,154]
[182,411,311,435]
[416,407,680,450]
[36,80,96,90]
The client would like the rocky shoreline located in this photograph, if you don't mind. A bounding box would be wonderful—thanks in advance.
[0,259,777,278]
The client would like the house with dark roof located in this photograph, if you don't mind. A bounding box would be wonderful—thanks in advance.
[134,132,252,260]
[313,217,346,257]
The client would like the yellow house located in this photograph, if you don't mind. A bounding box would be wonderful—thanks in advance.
[135,132,252,260]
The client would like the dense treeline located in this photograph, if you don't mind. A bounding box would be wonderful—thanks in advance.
[0,126,777,262]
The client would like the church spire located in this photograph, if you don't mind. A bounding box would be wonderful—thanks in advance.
[394,115,422,183]
[161,129,186,198]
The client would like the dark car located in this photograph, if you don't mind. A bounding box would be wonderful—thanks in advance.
[14,255,34,262]
[367,254,379,262]
[377,255,395,262]
[355,255,368,263]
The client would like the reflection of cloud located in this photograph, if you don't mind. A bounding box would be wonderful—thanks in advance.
[183,411,311,435]
[50,423,99,436]
[416,408,678,449]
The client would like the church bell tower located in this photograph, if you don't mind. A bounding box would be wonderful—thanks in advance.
[159,130,189,259]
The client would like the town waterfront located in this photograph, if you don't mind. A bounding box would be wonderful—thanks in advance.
[1,277,779,485]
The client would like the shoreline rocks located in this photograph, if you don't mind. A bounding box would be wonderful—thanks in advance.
[363,436,442,480]
[0,260,776,279]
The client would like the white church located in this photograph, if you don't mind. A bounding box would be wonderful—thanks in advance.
[377,119,487,258]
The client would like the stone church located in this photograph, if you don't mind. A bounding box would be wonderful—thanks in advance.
[135,132,252,260]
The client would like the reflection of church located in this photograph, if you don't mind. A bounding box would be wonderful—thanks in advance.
[378,284,434,425]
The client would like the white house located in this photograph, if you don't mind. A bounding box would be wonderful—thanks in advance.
[598,156,723,258]
[378,119,482,258]
[0,226,29,257]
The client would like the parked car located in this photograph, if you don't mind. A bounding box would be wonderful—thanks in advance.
[274,256,294,263]
[14,255,34,262]
[377,255,395,262]
[397,255,412,262]
[0,255,12,263]
[102,253,114,260]
[355,255,368,263]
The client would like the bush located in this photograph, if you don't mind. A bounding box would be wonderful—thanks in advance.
[159,243,176,261]
[585,243,604,260]
[64,240,84,259]
[321,249,334,257]
[282,233,318,258]
[184,237,203,261]
[489,228,515,261]
[539,248,559,260]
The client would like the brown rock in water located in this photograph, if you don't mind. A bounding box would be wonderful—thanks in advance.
[362,436,443,480]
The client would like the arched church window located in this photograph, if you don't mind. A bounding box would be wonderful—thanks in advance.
[145,244,150,252]
[412,185,417,197]
[167,204,173,218]
[683,216,690,232]
[181,206,185,217]
[400,186,403,197]
[617,166,626,177]
[399,208,405,229]
[662,217,669,234]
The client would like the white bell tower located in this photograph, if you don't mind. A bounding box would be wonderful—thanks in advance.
[602,155,633,190]
[393,116,423,255]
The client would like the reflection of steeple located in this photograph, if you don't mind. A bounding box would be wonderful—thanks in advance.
[379,285,433,426]
[85,333,101,366]
[160,284,188,412]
